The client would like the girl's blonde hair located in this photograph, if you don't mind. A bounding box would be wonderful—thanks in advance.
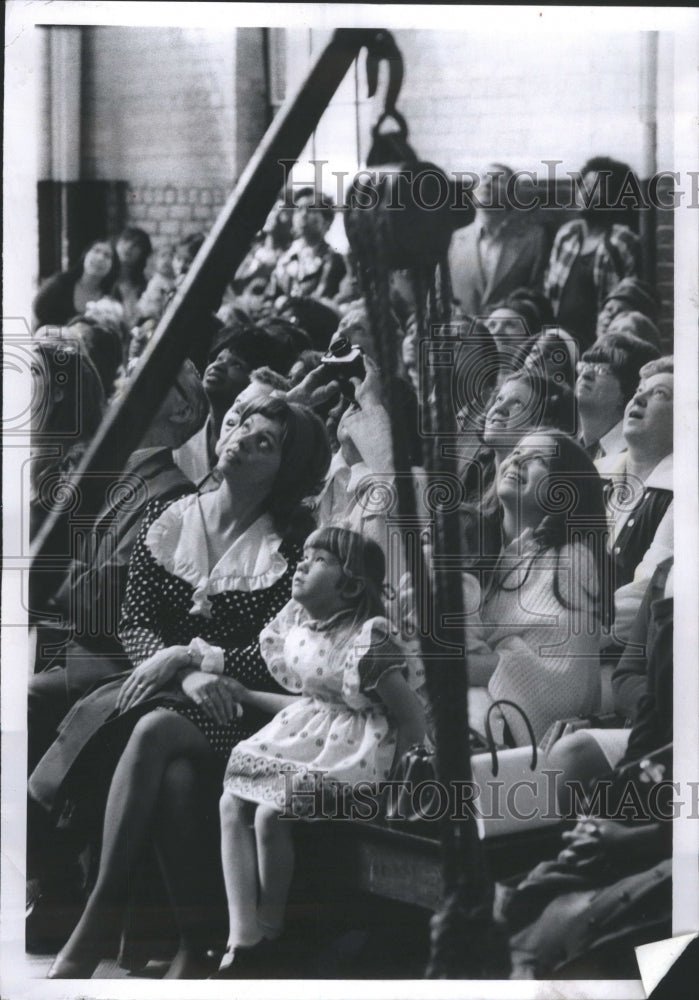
[304,526,386,624]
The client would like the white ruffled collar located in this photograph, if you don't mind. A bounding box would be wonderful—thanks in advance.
[146,493,288,616]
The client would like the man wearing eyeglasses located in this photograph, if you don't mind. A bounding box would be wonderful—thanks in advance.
[574,332,660,474]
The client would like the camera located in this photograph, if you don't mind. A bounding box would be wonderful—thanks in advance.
[320,336,366,400]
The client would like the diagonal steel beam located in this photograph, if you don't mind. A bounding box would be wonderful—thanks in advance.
[30,27,390,575]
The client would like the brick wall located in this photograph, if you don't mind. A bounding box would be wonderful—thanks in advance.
[79,25,267,252]
[80,26,266,189]
[75,25,674,337]
[125,183,228,250]
[381,29,673,178]
[292,27,675,343]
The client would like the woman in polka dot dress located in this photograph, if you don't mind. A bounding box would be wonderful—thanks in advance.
[213,526,426,977]
[46,397,331,980]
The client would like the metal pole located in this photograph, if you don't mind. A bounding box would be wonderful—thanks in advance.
[640,31,658,285]
[30,27,385,578]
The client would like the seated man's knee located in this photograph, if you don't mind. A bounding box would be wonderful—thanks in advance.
[27,668,71,771]
[546,730,612,814]
[28,667,69,719]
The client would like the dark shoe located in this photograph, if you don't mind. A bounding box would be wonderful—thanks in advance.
[209,938,287,979]
[26,885,83,954]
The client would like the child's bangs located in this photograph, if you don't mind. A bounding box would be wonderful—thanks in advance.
[305,527,382,579]
[304,526,353,568]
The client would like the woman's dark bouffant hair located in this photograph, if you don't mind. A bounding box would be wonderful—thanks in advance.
[303,525,387,625]
[234,395,332,538]
[64,314,125,397]
[493,430,612,628]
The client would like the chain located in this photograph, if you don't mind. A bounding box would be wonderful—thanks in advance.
[346,178,503,978]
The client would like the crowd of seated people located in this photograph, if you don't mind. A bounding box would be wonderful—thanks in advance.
[26,158,674,980]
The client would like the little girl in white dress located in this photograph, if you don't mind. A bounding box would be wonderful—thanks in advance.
[214,525,426,976]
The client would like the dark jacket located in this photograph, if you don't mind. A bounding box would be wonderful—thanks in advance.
[33,271,81,328]
[610,487,673,591]
[611,557,672,727]
[38,448,195,687]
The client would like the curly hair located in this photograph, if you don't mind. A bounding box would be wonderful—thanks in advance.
[290,185,335,226]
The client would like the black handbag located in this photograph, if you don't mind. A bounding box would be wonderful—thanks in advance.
[383,701,519,829]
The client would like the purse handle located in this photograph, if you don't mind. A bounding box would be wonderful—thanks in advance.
[484,699,538,776]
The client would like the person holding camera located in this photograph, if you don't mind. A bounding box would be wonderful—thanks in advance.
[284,333,413,613]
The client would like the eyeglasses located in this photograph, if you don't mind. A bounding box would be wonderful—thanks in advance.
[576,361,615,378]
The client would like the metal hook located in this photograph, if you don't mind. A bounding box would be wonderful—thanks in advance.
[365,30,404,121]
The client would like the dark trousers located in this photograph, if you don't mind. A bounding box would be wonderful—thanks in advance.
[28,666,72,775]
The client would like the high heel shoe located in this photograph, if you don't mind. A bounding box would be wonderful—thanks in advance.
[47,951,99,979]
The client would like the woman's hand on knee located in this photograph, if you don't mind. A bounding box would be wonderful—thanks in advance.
[117,646,190,712]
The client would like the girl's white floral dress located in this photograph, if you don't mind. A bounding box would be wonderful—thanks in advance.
[223,600,425,814]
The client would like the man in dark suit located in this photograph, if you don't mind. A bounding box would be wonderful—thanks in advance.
[448,163,549,318]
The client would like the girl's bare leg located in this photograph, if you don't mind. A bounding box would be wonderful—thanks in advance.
[219,792,262,950]
[254,804,294,940]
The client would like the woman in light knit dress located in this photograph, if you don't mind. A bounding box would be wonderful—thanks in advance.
[463,431,611,746]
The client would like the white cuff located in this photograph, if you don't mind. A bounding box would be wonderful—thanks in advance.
[188,637,225,674]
